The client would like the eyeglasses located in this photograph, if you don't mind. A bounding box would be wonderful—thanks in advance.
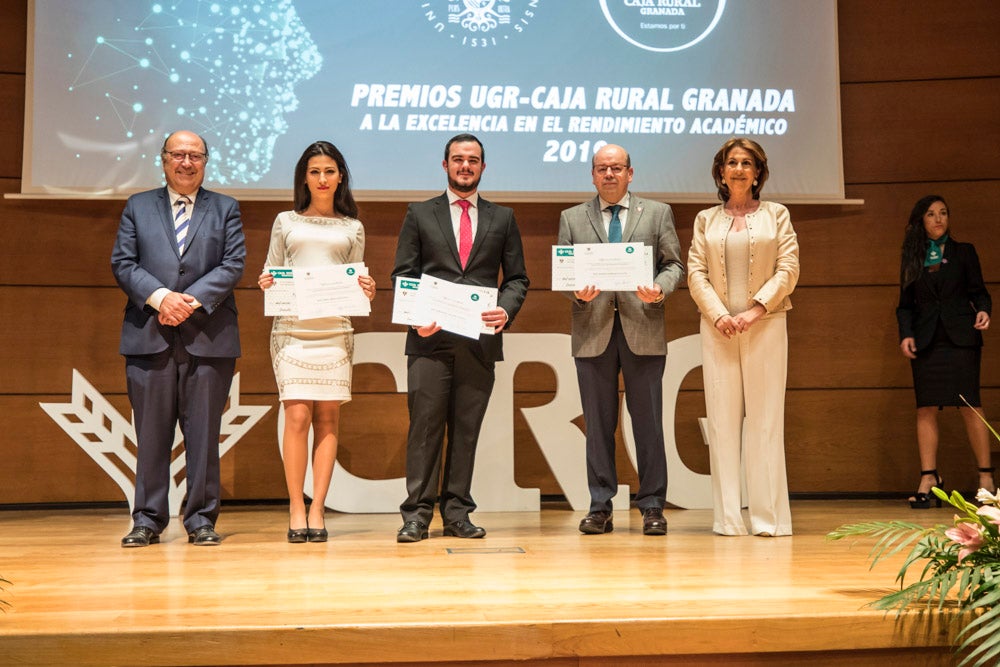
[163,151,208,164]
[593,165,627,175]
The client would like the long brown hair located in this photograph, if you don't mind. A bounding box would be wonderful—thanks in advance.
[900,195,948,288]
[292,141,358,218]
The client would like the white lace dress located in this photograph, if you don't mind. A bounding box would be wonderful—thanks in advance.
[264,210,365,402]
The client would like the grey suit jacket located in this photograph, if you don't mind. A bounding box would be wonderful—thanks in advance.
[111,186,246,358]
[392,192,529,363]
[557,194,684,357]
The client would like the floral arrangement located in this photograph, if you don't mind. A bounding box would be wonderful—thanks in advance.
[828,487,1000,667]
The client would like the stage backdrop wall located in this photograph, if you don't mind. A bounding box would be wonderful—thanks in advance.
[1,1,998,507]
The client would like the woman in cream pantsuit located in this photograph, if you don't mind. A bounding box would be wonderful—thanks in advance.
[688,138,799,536]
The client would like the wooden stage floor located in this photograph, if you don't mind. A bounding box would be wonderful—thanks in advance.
[0,501,963,666]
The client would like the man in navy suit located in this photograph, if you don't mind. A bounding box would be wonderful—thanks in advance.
[392,133,529,542]
[112,130,246,547]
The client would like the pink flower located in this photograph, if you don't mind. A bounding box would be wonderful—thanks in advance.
[978,505,1000,527]
[945,521,984,563]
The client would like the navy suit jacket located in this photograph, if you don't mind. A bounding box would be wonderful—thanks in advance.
[111,186,246,358]
[896,240,991,351]
[391,193,529,363]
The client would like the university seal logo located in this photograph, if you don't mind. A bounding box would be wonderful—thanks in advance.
[422,0,540,49]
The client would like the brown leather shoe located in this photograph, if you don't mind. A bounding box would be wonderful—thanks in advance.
[642,507,667,536]
[579,511,613,535]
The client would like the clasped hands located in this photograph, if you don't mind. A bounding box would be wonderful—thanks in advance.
[573,284,663,304]
[714,303,767,339]
[157,291,197,326]
[256,270,377,300]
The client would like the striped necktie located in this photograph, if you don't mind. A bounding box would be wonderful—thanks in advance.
[174,195,191,254]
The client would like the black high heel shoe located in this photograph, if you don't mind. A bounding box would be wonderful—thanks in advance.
[909,469,943,509]
[287,525,308,543]
[306,526,328,543]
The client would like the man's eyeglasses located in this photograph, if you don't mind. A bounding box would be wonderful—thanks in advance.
[593,165,627,175]
[163,151,208,164]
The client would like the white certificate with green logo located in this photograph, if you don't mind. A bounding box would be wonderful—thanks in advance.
[415,274,498,339]
[392,276,423,327]
[551,246,576,291]
[573,242,652,291]
[264,267,296,317]
[292,263,370,320]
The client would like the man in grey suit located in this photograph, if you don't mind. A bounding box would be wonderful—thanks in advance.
[112,130,246,547]
[558,143,684,536]
[392,133,529,542]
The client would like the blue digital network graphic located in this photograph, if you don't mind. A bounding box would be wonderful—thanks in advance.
[66,1,321,185]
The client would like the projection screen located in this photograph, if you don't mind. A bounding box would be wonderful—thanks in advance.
[22,0,845,202]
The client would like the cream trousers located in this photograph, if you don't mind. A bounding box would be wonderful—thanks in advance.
[700,314,792,536]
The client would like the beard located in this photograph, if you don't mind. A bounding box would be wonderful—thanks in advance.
[448,173,481,194]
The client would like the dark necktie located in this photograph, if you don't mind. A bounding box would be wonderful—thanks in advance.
[608,204,622,243]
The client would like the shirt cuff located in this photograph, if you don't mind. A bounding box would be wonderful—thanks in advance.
[146,288,171,311]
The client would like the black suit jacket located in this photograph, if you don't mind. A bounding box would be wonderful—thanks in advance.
[391,193,529,363]
[896,240,991,350]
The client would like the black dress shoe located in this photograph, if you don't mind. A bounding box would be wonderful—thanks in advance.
[188,526,222,546]
[121,526,159,548]
[397,521,428,543]
[443,519,486,539]
[642,507,667,536]
[287,526,308,543]
[579,511,613,535]
[306,527,328,543]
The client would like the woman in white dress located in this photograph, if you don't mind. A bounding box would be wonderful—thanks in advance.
[258,142,376,542]
[687,138,799,536]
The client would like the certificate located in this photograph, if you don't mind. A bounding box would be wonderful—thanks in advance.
[573,242,652,291]
[391,276,423,326]
[551,246,575,291]
[263,267,296,316]
[293,263,371,320]
[415,274,498,339]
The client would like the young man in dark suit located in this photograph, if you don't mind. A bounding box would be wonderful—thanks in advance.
[112,130,245,547]
[392,133,529,542]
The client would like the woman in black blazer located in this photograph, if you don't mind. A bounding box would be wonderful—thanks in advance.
[897,195,996,507]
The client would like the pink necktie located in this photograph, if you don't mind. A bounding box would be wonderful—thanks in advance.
[458,199,472,269]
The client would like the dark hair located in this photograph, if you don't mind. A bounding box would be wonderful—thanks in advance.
[900,195,948,288]
[711,137,769,202]
[160,131,210,159]
[444,133,485,162]
[293,141,358,218]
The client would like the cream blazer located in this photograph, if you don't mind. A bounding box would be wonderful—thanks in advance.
[687,200,799,324]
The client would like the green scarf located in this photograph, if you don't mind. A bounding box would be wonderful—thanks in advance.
[924,233,949,268]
